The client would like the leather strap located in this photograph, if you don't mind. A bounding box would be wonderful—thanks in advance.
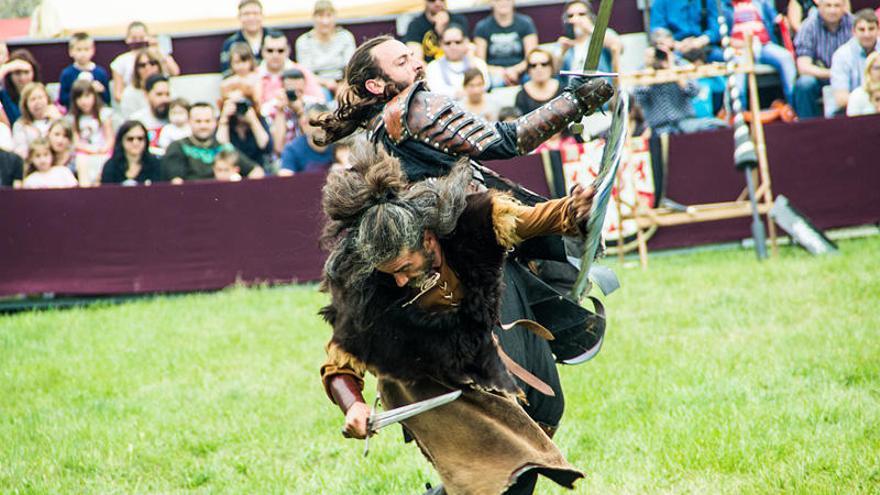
[327,374,366,414]
[496,346,555,397]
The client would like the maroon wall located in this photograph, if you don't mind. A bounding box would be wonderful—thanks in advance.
[8,1,646,84]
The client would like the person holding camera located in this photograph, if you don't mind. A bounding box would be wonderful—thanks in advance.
[270,69,322,155]
[557,0,621,78]
[217,81,273,167]
[110,21,179,105]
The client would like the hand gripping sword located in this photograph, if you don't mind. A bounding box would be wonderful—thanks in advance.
[341,390,462,457]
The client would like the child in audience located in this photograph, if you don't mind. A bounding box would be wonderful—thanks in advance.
[46,119,76,173]
[213,148,242,182]
[497,106,523,122]
[329,139,351,173]
[58,32,111,109]
[69,79,114,185]
[223,42,263,106]
[22,138,77,189]
[11,82,62,157]
[158,98,192,149]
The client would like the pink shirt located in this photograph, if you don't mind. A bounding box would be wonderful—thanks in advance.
[23,166,78,189]
[259,61,324,113]
[731,1,770,45]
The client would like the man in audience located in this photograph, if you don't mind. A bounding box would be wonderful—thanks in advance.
[0,148,23,187]
[425,25,489,99]
[58,32,111,109]
[220,0,268,74]
[474,0,538,87]
[278,103,334,175]
[270,69,321,155]
[110,21,180,104]
[404,0,470,63]
[831,9,879,111]
[793,0,853,118]
[294,0,356,94]
[259,30,324,118]
[131,74,171,150]
[649,0,724,63]
[162,102,262,182]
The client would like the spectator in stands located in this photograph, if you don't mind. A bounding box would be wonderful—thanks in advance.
[793,0,853,118]
[0,49,42,125]
[12,82,61,158]
[787,0,851,33]
[259,30,325,117]
[47,119,75,173]
[69,80,114,186]
[224,42,263,105]
[558,0,621,76]
[162,102,262,182]
[633,46,728,135]
[295,0,356,94]
[22,138,78,189]
[218,82,272,167]
[475,0,538,87]
[212,149,243,182]
[725,0,797,106]
[846,51,880,115]
[330,139,351,172]
[220,0,269,74]
[58,32,111,110]
[118,49,166,120]
[426,25,490,99]
[278,104,334,175]
[0,120,11,151]
[404,0,470,63]
[157,98,192,150]
[0,148,22,187]
[111,21,180,104]
[101,120,162,185]
[515,48,563,115]
[497,106,522,122]
[831,9,879,111]
[131,74,172,149]
[270,69,321,155]
[461,68,500,120]
[0,41,7,65]
[649,0,724,63]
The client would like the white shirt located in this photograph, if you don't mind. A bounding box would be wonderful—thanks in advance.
[425,56,490,100]
[23,166,78,189]
[110,51,137,87]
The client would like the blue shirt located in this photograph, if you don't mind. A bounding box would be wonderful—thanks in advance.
[650,0,721,44]
[280,136,334,173]
[830,37,880,92]
[58,64,112,108]
[0,89,20,125]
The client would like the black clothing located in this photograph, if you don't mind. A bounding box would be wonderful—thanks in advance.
[0,150,23,187]
[514,83,565,115]
[404,12,471,63]
[100,153,162,185]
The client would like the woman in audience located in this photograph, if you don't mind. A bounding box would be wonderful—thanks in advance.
[110,21,180,104]
[461,68,500,121]
[101,120,161,185]
[69,80,114,186]
[217,81,272,167]
[47,119,76,173]
[118,48,164,120]
[0,49,41,125]
[12,82,62,158]
[514,48,563,115]
[22,137,78,189]
[846,52,880,116]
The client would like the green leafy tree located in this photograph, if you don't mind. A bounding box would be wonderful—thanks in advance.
[0,0,39,19]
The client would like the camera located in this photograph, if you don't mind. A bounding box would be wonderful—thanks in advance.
[563,22,576,40]
[285,89,298,103]
[235,99,251,117]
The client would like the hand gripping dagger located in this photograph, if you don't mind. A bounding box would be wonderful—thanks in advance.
[341,390,462,457]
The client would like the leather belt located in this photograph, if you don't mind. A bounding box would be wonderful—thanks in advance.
[496,346,555,397]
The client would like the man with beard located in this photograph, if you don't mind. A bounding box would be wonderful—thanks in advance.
[130,74,171,150]
[315,35,613,492]
[161,101,263,182]
[320,146,596,494]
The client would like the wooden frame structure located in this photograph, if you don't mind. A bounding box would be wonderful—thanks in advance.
[616,43,779,267]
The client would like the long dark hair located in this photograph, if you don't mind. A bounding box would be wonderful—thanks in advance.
[70,79,104,136]
[101,120,161,184]
[311,36,401,145]
[3,49,42,104]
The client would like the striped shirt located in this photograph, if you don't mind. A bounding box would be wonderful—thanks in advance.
[794,11,853,68]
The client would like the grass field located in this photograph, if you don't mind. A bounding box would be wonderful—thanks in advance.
[2,236,879,494]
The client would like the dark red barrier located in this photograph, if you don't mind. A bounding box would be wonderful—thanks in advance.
[2,115,877,296]
[8,1,646,83]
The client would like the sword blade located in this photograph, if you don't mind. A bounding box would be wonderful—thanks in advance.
[369,390,462,432]
[583,0,616,72]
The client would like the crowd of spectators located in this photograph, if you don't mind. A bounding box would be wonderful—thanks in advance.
[0,0,879,190]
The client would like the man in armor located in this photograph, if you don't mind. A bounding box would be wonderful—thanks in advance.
[314,36,613,489]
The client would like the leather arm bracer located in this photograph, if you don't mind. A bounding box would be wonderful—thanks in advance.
[514,78,615,154]
[326,373,366,414]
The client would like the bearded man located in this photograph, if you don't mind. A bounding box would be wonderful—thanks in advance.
[320,145,598,494]
[315,35,613,475]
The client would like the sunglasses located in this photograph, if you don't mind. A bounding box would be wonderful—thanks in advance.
[125,135,146,142]
[528,61,551,68]
[136,60,160,68]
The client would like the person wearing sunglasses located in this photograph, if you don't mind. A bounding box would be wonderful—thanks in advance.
[403,0,471,63]
[515,48,564,116]
[110,21,179,105]
[425,24,490,99]
[100,120,162,185]
[258,30,325,120]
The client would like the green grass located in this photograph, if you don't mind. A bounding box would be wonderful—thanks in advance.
[2,237,879,494]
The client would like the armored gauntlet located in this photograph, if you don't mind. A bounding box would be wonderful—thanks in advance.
[515,78,615,154]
